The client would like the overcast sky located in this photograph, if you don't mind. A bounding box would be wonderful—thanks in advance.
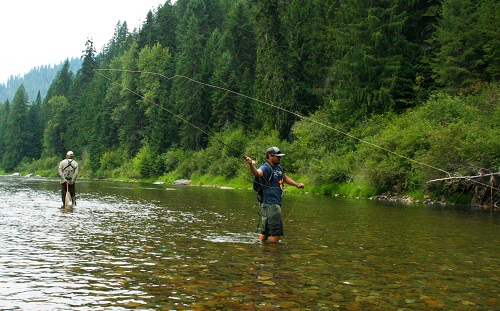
[0,0,165,84]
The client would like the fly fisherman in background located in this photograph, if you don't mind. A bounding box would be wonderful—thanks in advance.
[58,151,79,207]
[244,147,304,243]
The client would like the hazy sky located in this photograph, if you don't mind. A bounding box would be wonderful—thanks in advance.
[0,0,165,84]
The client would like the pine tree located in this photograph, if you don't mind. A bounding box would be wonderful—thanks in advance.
[0,100,10,160]
[136,42,175,153]
[43,59,73,105]
[327,0,416,124]
[27,92,44,159]
[207,29,238,130]
[171,0,223,150]
[110,42,145,156]
[282,0,329,117]
[42,96,71,158]
[219,1,256,131]
[429,0,500,93]
[101,21,132,65]
[2,85,31,171]
[138,10,157,48]
[477,0,500,82]
[252,0,295,138]
[154,1,178,54]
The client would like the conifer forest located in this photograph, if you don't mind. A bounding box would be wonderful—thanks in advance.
[0,0,499,207]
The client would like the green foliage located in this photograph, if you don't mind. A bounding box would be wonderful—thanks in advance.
[16,156,60,177]
[96,149,127,178]
[136,43,175,153]
[0,100,10,160]
[27,94,43,160]
[428,0,500,93]
[327,0,418,123]
[41,96,72,158]
[132,144,156,178]
[337,179,378,198]
[2,85,31,171]
[476,1,500,81]
[6,0,499,205]
[354,90,500,194]
[43,60,74,107]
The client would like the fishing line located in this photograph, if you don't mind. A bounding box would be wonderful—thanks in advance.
[95,68,304,225]
[94,69,499,193]
[95,69,275,201]
[94,69,244,158]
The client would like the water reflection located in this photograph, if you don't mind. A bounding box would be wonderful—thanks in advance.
[0,176,498,310]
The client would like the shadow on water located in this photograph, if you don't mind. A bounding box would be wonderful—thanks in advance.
[0,176,498,310]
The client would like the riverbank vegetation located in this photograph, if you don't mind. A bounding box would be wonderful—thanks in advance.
[1,0,499,207]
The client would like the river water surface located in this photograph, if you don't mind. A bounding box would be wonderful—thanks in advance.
[0,176,498,310]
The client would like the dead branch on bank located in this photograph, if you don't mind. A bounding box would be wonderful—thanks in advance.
[428,170,499,211]
[428,172,499,183]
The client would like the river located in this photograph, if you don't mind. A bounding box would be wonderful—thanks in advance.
[0,176,498,310]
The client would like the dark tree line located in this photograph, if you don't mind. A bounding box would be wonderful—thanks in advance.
[0,0,498,178]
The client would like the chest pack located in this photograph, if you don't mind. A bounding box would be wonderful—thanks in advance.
[253,162,283,202]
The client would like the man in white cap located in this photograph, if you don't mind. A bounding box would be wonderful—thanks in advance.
[58,151,79,207]
[244,146,304,243]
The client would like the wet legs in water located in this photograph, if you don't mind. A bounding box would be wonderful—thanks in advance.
[260,234,280,243]
[61,183,76,206]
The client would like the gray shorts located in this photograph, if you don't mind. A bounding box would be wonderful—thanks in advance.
[259,204,284,236]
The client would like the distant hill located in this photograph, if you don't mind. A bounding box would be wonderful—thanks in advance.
[0,58,82,103]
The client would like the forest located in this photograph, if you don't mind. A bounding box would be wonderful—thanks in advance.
[0,0,498,207]
[0,58,82,104]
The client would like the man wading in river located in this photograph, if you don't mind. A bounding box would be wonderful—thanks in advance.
[58,151,79,207]
[244,147,304,243]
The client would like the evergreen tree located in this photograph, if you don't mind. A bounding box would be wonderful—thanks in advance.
[136,42,175,153]
[2,85,31,171]
[78,39,98,86]
[96,76,120,152]
[476,0,500,82]
[429,0,500,93]
[43,59,73,105]
[282,0,329,116]
[101,21,132,65]
[403,0,441,101]
[0,100,10,160]
[252,0,295,138]
[70,39,98,150]
[171,0,223,150]
[327,0,417,124]
[219,1,256,131]
[207,29,238,130]
[110,42,145,156]
[154,1,178,54]
[26,92,44,159]
[138,10,157,48]
[41,96,72,157]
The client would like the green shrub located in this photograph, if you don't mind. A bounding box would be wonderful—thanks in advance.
[354,89,499,197]
[16,156,60,177]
